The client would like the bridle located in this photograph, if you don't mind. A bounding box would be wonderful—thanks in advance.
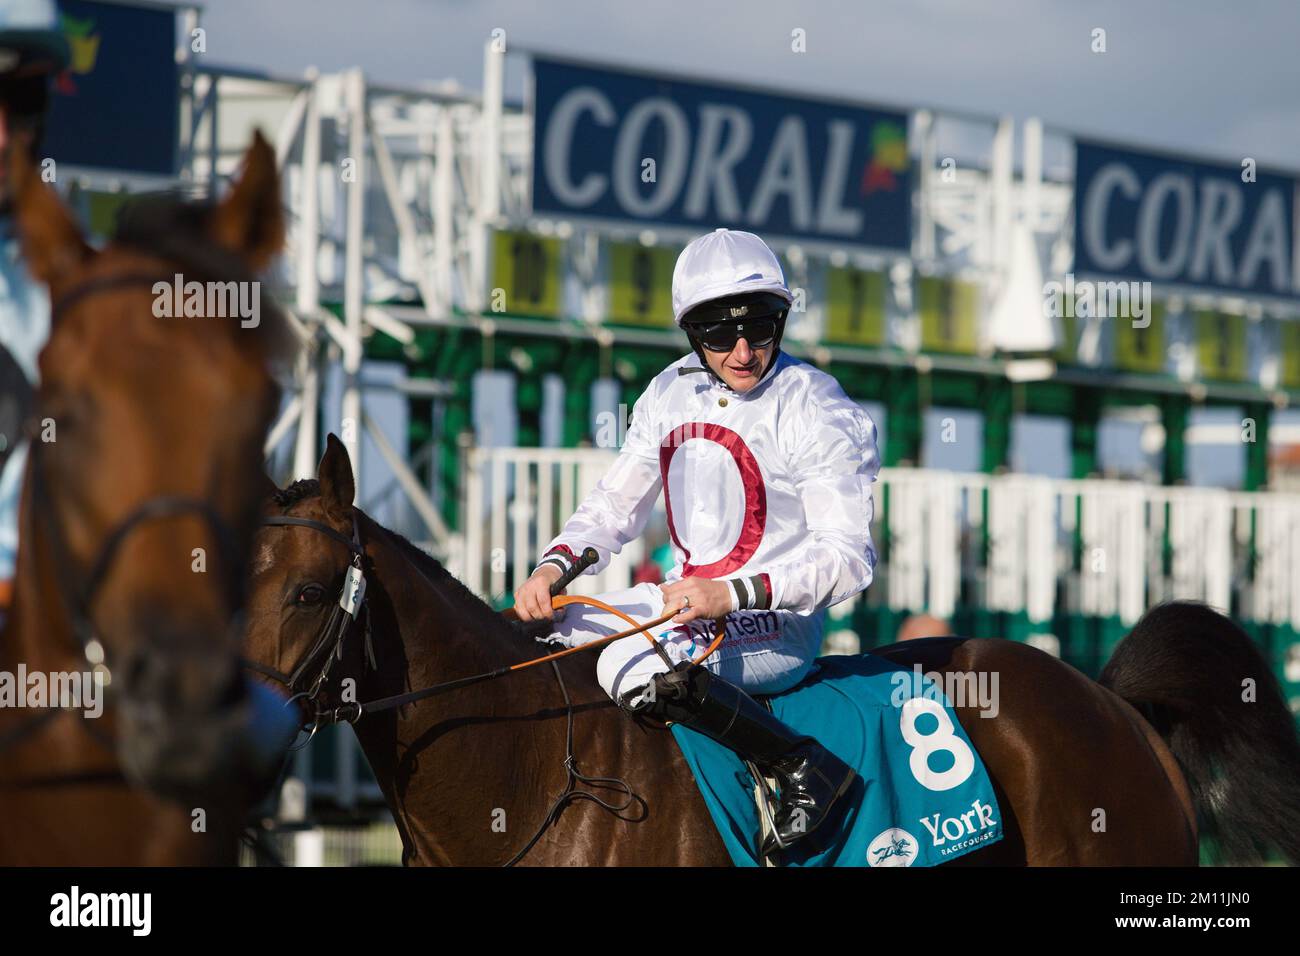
[25,429,246,677]
[242,512,374,743]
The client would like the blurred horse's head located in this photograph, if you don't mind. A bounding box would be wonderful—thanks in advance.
[12,132,298,802]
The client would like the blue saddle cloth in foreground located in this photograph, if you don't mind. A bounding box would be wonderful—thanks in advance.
[670,653,1004,867]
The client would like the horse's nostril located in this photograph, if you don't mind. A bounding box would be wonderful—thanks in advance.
[119,629,244,714]
[120,643,173,704]
[120,646,151,688]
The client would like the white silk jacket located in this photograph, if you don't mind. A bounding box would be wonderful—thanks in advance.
[540,350,880,617]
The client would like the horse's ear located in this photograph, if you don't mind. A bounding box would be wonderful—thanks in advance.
[317,434,355,516]
[10,144,91,303]
[210,129,284,273]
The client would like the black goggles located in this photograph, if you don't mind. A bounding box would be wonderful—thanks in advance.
[686,315,782,352]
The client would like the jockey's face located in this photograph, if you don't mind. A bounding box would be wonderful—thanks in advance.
[702,332,773,392]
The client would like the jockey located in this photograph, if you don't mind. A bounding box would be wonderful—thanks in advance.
[0,0,66,616]
[514,228,881,854]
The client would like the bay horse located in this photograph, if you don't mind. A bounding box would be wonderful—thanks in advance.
[244,435,1300,866]
[0,133,299,864]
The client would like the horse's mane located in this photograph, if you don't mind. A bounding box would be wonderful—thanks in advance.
[271,478,320,509]
[272,479,510,638]
[112,191,295,360]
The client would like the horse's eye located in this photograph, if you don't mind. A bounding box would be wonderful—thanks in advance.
[296,584,328,606]
[41,387,93,430]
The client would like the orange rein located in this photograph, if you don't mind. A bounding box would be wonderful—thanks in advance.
[502,595,727,673]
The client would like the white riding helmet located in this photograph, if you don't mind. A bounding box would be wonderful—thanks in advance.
[672,228,792,327]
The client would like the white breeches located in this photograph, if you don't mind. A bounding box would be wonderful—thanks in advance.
[539,582,822,703]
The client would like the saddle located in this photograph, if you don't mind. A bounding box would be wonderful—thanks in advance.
[669,653,1006,867]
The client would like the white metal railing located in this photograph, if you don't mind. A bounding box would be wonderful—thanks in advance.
[460,447,1300,628]
[239,823,403,867]
[461,446,643,602]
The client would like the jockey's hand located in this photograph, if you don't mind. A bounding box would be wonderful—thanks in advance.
[513,563,564,622]
[660,577,733,625]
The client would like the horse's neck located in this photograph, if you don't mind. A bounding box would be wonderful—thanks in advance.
[363,516,550,686]
[351,517,570,864]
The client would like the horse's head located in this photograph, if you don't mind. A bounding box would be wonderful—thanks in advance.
[245,434,370,728]
[12,132,298,801]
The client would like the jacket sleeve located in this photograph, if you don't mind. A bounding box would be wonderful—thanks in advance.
[0,442,27,581]
[733,391,879,614]
[535,381,663,578]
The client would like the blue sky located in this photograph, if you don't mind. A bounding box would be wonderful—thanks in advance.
[199,0,1300,170]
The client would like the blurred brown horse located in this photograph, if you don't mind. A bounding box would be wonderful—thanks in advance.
[245,437,1300,866]
[0,134,298,864]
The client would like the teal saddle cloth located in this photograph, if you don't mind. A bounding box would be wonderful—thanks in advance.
[670,653,1004,867]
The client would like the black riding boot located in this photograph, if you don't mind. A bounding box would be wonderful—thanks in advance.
[621,662,855,856]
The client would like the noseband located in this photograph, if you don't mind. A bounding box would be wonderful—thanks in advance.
[27,436,246,677]
[243,512,374,740]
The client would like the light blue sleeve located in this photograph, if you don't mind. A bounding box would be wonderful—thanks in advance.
[0,231,50,581]
[0,441,27,580]
[0,234,49,384]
